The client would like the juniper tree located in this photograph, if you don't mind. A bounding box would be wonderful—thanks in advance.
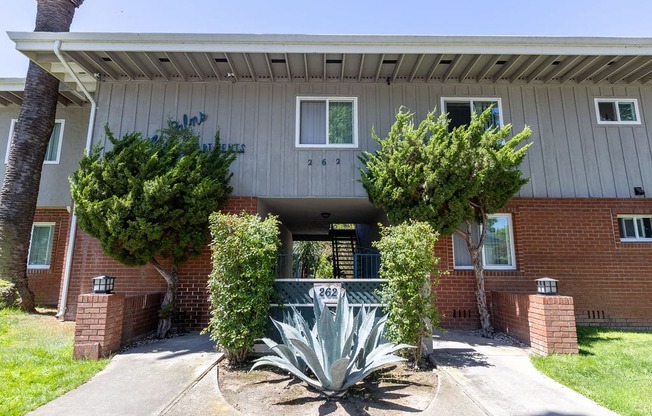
[359,107,531,337]
[71,121,234,337]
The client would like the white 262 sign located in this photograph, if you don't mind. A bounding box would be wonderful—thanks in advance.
[310,283,344,304]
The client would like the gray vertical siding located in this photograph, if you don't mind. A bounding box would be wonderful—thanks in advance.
[92,81,652,199]
[0,105,90,207]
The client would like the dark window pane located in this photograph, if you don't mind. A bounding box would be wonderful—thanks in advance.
[446,102,472,130]
[598,102,617,122]
[637,217,652,238]
[619,218,635,238]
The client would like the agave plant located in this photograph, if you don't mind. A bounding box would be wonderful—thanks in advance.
[251,294,413,398]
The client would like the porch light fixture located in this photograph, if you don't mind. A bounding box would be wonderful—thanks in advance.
[92,275,115,294]
[535,277,558,295]
[634,187,645,196]
[321,212,331,219]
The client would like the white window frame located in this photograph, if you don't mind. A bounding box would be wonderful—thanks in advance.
[5,119,65,164]
[594,98,641,125]
[440,97,504,128]
[617,215,652,242]
[295,96,358,148]
[27,222,56,269]
[452,213,516,270]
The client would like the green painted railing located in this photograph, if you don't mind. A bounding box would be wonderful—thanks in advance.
[273,278,385,307]
[266,278,387,341]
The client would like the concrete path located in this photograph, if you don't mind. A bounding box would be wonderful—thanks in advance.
[430,330,618,416]
[28,334,223,416]
[29,331,618,416]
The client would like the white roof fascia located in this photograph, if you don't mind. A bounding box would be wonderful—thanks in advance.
[9,32,652,56]
[0,78,27,91]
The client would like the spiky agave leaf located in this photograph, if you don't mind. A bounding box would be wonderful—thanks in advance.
[260,338,300,369]
[252,295,415,398]
[289,337,330,388]
[251,355,322,390]
[327,357,351,392]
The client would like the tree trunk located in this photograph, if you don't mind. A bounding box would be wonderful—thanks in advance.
[0,0,83,312]
[469,245,494,338]
[459,217,494,338]
[151,258,178,338]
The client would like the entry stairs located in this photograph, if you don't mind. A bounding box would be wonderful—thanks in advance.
[329,227,357,278]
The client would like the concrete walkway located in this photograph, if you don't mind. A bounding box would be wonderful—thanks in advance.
[430,330,618,416]
[28,334,229,416]
[28,331,618,416]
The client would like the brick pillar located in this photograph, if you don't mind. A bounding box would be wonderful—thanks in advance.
[528,295,578,355]
[73,293,125,360]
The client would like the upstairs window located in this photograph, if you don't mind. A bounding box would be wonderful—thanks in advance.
[5,119,65,164]
[28,223,55,269]
[595,99,640,125]
[296,97,357,147]
[441,98,502,130]
[618,215,652,242]
[453,214,516,270]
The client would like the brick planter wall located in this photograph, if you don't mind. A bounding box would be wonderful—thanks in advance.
[73,292,166,360]
[73,293,125,360]
[491,292,532,344]
[492,291,579,355]
[121,292,164,344]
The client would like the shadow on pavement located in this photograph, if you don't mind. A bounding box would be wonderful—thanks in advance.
[430,347,492,368]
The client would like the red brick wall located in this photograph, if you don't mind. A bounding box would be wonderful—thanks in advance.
[528,295,578,355]
[61,197,258,329]
[60,196,652,332]
[492,292,578,355]
[436,197,652,331]
[176,197,258,329]
[28,209,71,306]
[121,292,164,344]
[62,228,167,320]
[73,293,125,359]
[491,292,531,344]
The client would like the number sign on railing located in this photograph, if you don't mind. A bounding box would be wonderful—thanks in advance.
[310,283,344,304]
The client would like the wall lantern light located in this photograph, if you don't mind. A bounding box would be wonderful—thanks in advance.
[92,275,116,294]
[535,277,559,295]
[634,187,645,196]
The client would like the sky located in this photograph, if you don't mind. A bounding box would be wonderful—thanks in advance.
[2,0,652,77]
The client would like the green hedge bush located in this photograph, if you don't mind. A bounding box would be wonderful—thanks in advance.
[207,212,279,363]
[374,221,441,362]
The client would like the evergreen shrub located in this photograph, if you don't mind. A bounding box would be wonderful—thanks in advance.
[207,212,279,363]
[374,221,441,362]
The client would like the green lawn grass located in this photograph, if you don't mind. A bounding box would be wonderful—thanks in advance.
[0,308,109,416]
[531,326,652,416]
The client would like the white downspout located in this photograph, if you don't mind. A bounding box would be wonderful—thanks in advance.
[53,40,97,319]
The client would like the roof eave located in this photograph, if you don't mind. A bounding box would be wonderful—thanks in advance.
[10,31,652,56]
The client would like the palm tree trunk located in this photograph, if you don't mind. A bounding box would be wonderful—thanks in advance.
[0,0,83,311]
[151,258,178,338]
